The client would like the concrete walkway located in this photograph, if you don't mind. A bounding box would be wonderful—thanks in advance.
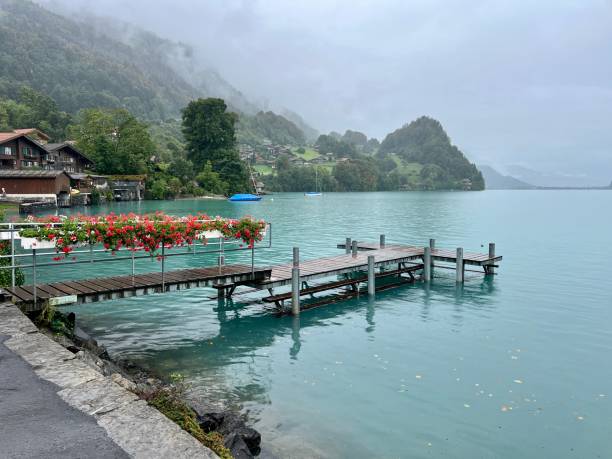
[0,302,218,459]
[0,335,128,458]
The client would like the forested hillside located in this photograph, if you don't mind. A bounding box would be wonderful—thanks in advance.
[238,111,306,146]
[377,117,484,190]
[0,0,254,120]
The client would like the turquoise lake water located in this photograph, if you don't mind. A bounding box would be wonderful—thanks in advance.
[27,191,612,458]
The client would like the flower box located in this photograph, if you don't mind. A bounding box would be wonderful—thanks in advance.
[196,230,223,239]
[19,237,57,250]
[0,231,20,241]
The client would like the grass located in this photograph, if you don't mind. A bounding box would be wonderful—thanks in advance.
[144,383,233,459]
[397,162,423,176]
[0,202,18,212]
[253,165,273,175]
[291,147,320,161]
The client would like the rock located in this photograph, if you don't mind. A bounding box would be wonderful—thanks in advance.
[237,427,261,454]
[110,372,137,392]
[216,412,261,454]
[223,432,253,459]
[73,326,99,353]
[197,412,224,433]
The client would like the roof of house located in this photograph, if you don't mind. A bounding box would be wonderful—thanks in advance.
[0,170,69,179]
[45,142,92,163]
[12,128,50,141]
[0,132,49,150]
[0,132,22,143]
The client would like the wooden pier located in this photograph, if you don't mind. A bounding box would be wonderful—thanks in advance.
[1,233,502,316]
[2,265,271,311]
[253,247,427,289]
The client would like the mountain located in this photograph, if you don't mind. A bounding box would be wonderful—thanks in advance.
[377,116,484,190]
[237,111,306,146]
[280,108,318,142]
[504,164,604,188]
[479,165,534,189]
[0,0,259,121]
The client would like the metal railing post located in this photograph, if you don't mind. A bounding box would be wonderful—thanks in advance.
[161,244,165,292]
[131,249,135,286]
[218,238,225,266]
[32,248,37,305]
[251,244,255,279]
[10,223,15,288]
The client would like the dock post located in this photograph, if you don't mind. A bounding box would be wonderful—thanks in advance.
[429,238,435,277]
[488,242,496,275]
[345,237,352,254]
[456,247,464,283]
[351,240,358,258]
[423,247,431,282]
[379,234,386,249]
[367,255,375,296]
[291,247,300,315]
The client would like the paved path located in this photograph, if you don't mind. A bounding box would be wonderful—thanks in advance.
[0,303,218,459]
[0,335,128,458]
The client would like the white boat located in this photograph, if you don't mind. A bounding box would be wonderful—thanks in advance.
[304,168,322,197]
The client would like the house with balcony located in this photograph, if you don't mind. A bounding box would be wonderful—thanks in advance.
[0,131,48,170]
[0,130,93,173]
[44,142,93,173]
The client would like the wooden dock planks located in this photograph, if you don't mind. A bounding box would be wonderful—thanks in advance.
[337,241,502,266]
[255,247,426,289]
[5,264,271,308]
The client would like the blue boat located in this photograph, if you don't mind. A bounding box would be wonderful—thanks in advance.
[228,193,262,202]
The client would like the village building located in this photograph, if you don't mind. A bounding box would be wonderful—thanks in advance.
[44,142,93,173]
[0,170,71,206]
[0,132,49,171]
[0,130,92,173]
[108,175,145,201]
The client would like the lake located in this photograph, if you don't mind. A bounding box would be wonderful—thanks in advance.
[30,191,612,458]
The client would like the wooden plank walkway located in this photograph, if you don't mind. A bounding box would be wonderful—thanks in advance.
[337,241,502,266]
[252,247,426,289]
[3,264,271,310]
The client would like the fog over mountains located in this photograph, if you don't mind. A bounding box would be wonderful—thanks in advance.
[37,0,612,186]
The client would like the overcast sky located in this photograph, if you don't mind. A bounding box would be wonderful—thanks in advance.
[42,0,612,184]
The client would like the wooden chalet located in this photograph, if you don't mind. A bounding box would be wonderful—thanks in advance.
[44,142,92,173]
[0,132,48,170]
[0,130,93,173]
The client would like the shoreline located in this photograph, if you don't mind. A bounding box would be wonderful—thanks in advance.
[1,301,265,459]
[44,309,265,459]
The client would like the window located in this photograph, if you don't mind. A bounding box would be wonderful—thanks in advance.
[3,146,13,156]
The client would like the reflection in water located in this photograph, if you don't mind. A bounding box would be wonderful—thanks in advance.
[290,317,301,359]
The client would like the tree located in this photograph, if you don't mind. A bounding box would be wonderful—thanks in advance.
[182,98,237,167]
[69,108,155,175]
[182,98,249,194]
[195,161,227,195]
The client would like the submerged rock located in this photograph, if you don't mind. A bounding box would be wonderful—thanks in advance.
[224,432,253,459]
[196,410,262,455]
